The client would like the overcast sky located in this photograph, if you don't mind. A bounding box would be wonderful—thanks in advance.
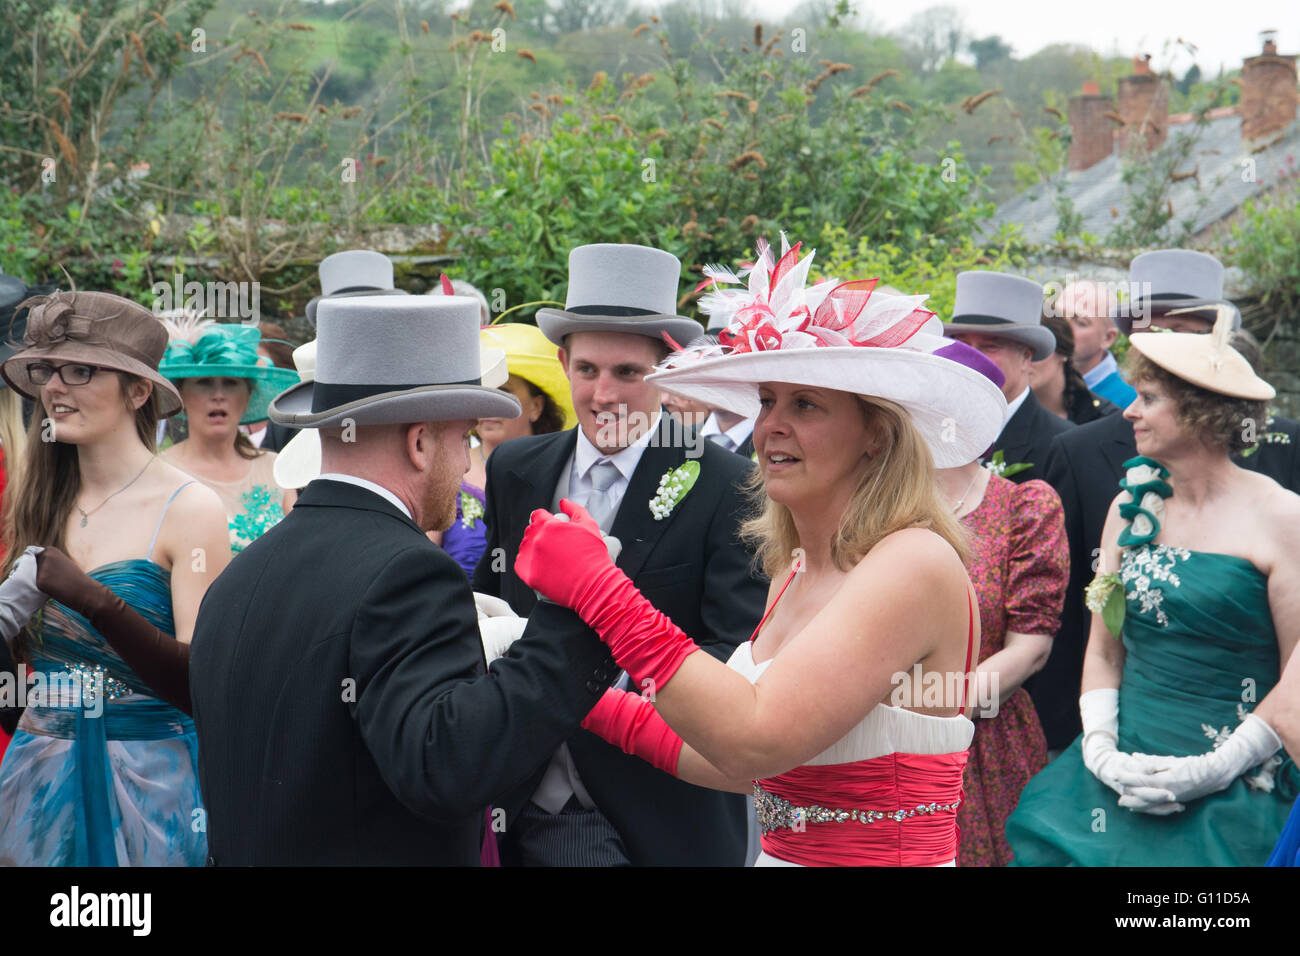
[749,0,1298,74]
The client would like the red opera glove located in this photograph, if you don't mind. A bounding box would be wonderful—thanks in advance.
[582,687,684,775]
[515,499,700,690]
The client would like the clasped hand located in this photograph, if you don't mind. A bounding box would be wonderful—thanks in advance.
[514,500,622,609]
[1114,714,1281,814]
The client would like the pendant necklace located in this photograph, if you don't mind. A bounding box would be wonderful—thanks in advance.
[76,456,156,527]
[950,470,981,515]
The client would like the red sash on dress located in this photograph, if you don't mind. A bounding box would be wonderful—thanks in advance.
[751,569,975,867]
[758,752,968,866]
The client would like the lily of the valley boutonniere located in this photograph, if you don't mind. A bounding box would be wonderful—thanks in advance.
[649,461,701,521]
[460,491,485,529]
[984,450,1033,479]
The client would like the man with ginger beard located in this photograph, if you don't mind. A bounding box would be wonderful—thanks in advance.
[189,294,616,865]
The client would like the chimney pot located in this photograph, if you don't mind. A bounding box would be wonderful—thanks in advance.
[1117,67,1168,152]
[1068,89,1117,171]
[1240,38,1298,141]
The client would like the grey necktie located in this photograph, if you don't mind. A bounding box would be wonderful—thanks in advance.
[708,432,735,452]
[583,460,621,531]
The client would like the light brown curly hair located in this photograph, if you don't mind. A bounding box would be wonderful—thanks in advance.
[1124,351,1267,454]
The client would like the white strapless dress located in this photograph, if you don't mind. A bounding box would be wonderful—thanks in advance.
[725,641,974,867]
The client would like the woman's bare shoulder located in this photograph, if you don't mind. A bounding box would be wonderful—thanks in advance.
[853,527,967,591]
[153,462,225,519]
[1245,470,1300,533]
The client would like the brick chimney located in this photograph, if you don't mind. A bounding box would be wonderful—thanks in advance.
[1117,54,1169,152]
[1067,81,1115,171]
[1240,31,1298,141]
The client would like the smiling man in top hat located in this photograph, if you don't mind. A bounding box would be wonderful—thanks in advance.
[473,242,765,866]
[188,293,618,865]
[944,271,1075,483]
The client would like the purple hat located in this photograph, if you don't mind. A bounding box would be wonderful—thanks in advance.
[933,338,1005,391]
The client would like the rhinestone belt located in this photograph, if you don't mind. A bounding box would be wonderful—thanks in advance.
[753,782,960,835]
[67,664,135,703]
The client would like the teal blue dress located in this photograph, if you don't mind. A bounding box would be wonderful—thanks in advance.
[0,486,206,866]
[1007,459,1297,866]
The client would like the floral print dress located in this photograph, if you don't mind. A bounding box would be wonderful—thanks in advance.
[958,474,1068,866]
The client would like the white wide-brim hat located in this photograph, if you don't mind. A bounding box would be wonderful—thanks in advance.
[648,337,1005,469]
[1128,304,1274,401]
[656,233,1008,467]
[274,339,509,489]
[535,243,702,346]
[270,294,518,429]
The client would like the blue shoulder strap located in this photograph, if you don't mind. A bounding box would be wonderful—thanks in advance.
[147,480,198,561]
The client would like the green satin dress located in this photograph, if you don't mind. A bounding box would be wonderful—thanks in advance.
[1007,458,1298,866]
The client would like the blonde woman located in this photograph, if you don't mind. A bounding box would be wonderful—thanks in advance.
[511,238,1008,866]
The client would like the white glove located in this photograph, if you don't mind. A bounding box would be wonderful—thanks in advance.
[0,546,48,645]
[1079,688,1174,801]
[479,616,528,663]
[1121,714,1282,808]
[473,592,515,621]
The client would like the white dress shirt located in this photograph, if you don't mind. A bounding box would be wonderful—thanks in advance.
[564,412,662,516]
[315,473,413,520]
[699,412,756,453]
[1002,386,1030,425]
[1082,350,1120,390]
[530,415,661,815]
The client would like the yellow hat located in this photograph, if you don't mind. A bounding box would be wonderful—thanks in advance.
[1129,304,1274,401]
[480,323,576,429]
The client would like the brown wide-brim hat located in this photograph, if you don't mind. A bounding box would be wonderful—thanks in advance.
[0,291,183,417]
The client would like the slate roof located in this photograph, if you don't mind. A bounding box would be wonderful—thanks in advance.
[990,112,1300,244]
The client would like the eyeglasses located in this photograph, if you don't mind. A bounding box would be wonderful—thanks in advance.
[26,362,103,386]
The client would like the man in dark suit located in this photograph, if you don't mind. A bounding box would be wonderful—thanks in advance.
[1032,250,1300,751]
[473,243,765,866]
[189,293,615,865]
[944,271,1075,483]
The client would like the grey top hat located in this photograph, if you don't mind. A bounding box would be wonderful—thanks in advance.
[1114,249,1240,334]
[306,250,409,327]
[943,271,1056,361]
[269,295,521,429]
[535,244,703,347]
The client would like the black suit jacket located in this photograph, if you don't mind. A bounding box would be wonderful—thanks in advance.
[1034,411,1300,749]
[472,416,766,866]
[189,479,612,865]
[990,390,1075,485]
[1067,387,1119,425]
